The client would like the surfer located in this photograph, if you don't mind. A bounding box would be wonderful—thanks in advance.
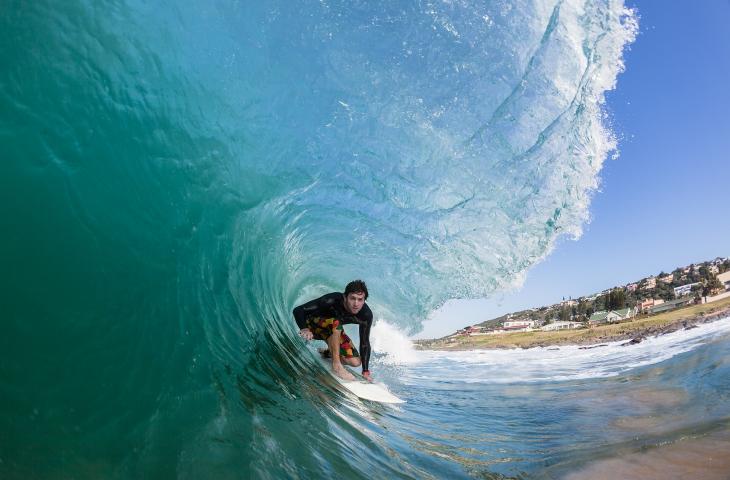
[294,280,373,382]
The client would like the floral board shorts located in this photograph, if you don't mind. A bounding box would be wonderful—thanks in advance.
[305,317,360,359]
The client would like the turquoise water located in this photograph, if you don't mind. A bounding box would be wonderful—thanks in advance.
[11,1,730,479]
[400,319,730,478]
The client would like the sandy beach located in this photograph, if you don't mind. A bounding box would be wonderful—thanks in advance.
[562,426,730,480]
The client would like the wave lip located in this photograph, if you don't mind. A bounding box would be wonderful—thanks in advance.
[243,0,641,328]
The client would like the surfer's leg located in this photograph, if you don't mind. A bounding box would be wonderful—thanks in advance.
[320,348,359,366]
[327,328,355,381]
[339,332,361,367]
[341,357,361,367]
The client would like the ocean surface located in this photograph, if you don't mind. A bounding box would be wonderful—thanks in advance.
[6,1,727,479]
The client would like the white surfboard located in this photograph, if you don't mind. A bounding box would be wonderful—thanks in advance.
[316,354,405,404]
[338,378,405,404]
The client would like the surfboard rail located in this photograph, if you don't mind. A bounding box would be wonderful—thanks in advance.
[337,379,405,404]
[315,352,405,404]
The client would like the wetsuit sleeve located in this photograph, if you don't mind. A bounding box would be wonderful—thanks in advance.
[359,308,373,372]
[292,293,338,329]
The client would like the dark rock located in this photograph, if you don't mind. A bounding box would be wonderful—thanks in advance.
[621,337,644,346]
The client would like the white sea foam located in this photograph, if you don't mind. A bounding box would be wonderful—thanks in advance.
[370,319,424,365]
[411,316,730,384]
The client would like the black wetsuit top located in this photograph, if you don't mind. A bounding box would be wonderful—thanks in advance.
[293,292,373,372]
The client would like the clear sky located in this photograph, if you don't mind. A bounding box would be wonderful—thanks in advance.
[415,0,730,339]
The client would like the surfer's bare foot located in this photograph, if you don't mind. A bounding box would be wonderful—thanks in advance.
[333,364,355,381]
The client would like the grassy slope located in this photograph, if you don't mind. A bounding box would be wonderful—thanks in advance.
[418,296,730,350]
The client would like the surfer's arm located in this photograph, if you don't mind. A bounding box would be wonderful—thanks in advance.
[292,292,339,329]
[359,312,372,376]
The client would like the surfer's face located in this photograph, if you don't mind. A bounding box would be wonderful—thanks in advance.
[344,292,366,314]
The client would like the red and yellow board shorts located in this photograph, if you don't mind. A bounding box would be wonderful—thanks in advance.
[305,317,360,359]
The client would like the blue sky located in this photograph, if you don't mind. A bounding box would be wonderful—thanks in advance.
[416,0,730,339]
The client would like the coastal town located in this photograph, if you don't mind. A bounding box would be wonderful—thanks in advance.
[418,256,730,349]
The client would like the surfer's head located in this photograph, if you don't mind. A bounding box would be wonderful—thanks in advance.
[344,280,368,314]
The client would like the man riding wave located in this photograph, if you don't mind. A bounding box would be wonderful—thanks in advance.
[293,280,373,382]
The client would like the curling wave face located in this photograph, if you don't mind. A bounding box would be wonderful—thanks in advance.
[0,0,636,477]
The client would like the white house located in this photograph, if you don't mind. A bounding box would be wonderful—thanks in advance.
[589,308,636,325]
[673,282,700,298]
[503,320,536,329]
[611,308,636,320]
[541,321,583,331]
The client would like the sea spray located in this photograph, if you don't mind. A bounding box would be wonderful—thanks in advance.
[370,320,423,365]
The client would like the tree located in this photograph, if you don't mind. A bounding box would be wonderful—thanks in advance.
[703,274,724,297]
[672,268,683,281]
[721,260,730,273]
[654,283,673,301]
[607,289,626,310]
[699,265,709,280]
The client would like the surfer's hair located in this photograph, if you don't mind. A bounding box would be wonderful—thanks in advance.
[344,280,369,300]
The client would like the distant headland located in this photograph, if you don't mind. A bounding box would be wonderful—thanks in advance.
[416,256,730,350]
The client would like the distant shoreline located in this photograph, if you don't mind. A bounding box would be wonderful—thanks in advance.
[415,297,730,351]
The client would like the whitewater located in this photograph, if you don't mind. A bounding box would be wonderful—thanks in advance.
[5,1,728,479]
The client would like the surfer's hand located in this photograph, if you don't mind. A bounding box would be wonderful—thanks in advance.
[299,328,313,341]
[362,370,373,382]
